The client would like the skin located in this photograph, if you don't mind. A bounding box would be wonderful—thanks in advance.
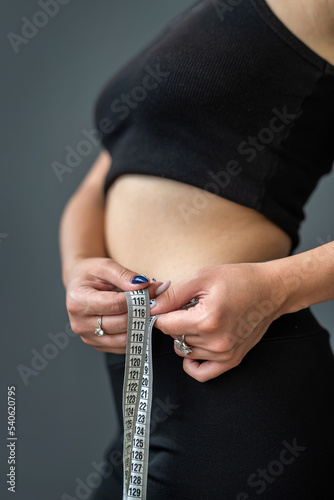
[264,0,334,65]
[60,0,334,382]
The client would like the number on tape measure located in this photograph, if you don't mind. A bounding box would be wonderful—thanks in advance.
[123,289,198,499]
[123,289,160,500]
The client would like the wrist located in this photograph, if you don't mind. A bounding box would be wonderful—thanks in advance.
[61,257,84,289]
[264,256,309,316]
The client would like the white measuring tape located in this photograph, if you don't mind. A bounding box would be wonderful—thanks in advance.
[122,288,198,500]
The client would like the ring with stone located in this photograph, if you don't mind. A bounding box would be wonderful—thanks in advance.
[174,335,192,355]
[95,316,104,337]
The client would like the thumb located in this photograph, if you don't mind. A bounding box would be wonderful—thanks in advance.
[151,275,199,315]
[97,259,153,291]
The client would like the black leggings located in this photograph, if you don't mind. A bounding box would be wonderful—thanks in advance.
[92,308,334,500]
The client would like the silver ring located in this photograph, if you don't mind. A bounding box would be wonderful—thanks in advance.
[94,316,104,337]
[174,335,192,355]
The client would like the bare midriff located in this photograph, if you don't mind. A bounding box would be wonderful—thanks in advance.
[104,174,292,283]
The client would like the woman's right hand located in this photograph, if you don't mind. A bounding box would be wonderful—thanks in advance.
[65,257,170,354]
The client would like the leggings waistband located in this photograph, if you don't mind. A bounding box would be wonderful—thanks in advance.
[150,307,330,356]
[104,308,329,366]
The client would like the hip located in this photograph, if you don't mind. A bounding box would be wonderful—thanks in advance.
[101,307,334,499]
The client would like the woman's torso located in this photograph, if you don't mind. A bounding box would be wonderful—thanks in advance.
[101,0,334,282]
[105,174,291,283]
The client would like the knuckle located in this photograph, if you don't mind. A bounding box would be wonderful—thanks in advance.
[89,294,105,312]
[215,335,234,353]
[114,293,126,314]
[66,290,81,315]
[118,266,131,283]
[165,286,177,306]
[195,372,209,383]
[94,259,110,276]
[199,312,222,334]
[233,354,243,367]
[69,318,82,335]
[227,354,242,370]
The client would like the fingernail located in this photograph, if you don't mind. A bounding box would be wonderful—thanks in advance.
[131,274,149,284]
[150,299,157,309]
[151,278,157,283]
[155,280,171,296]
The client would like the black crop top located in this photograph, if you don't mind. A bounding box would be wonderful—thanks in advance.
[94,0,334,252]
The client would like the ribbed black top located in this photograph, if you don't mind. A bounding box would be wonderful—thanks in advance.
[94,0,334,252]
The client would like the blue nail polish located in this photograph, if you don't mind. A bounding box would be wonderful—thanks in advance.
[151,278,157,283]
[131,275,149,284]
[150,299,156,309]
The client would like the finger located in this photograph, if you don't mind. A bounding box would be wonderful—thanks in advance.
[80,332,127,350]
[145,280,171,298]
[68,289,129,316]
[168,332,211,348]
[69,281,167,317]
[154,307,201,336]
[94,346,126,354]
[150,274,204,316]
[93,259,165,292]
[173,343,232,361]
[71,313,128,336]
[182,359,228,383]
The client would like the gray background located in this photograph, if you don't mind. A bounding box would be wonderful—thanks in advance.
[0,1,333,499]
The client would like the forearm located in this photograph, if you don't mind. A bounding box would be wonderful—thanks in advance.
[59,185,107,287]
[269,241,334,314]
[59,151,112,288]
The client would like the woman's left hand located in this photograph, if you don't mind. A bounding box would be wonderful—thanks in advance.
[153,261,290,382]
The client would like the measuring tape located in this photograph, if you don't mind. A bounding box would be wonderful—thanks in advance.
[123,288,198,500]
[122,288,159,500]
